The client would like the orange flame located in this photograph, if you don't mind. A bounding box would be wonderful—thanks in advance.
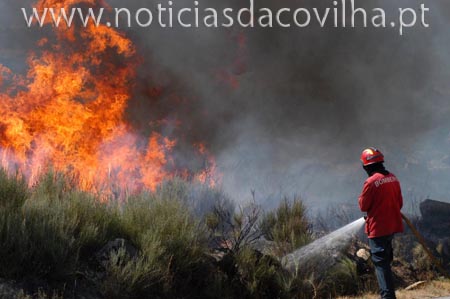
[0,0,218,197]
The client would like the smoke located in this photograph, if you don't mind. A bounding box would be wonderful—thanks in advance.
[1,0,450,210]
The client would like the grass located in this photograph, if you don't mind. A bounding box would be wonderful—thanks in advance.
[0,169,446,299]
[0,170,266,298]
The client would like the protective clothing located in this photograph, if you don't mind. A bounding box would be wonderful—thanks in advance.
[369,235,396,299]
[359,148,403,299]
[361,147,385,166]
[358,172,404,238]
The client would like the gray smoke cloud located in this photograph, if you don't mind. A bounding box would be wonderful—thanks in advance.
[1,0,449,212]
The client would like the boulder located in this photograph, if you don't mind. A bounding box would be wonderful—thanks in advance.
[420,199,450,236]
[418,199,450,273]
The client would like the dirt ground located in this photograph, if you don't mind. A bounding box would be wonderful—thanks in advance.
[338,279,450,299]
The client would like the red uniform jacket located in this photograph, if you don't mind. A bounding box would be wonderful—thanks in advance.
[358,172,404,238]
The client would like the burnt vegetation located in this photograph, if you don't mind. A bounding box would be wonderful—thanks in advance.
[0,170,448,299]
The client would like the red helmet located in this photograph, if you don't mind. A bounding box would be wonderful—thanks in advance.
[360,147,384,166]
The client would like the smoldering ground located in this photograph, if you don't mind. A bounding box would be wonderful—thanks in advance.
[1,0,450,211]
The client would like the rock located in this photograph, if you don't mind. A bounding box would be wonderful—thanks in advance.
[417,199,450,272]
[420,199,450,220]
[356,248,370,261]
[419,199,450,237]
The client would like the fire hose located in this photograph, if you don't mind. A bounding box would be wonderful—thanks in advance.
[401,213,450,278]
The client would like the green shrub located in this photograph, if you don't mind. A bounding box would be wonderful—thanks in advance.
[31,171,73,201]
[325,257,359,296]
[0,171,373,299]
[100,246,164,299]
[116,191,216,298]
[0,172,123,281]
[0,169,28,209]
[277,271,316,299]
[261,197,312,256]
[234,246,284,299]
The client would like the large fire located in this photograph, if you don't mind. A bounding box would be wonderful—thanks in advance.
[0,0,218,197]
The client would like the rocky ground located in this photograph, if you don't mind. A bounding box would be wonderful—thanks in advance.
[337,279,450,299]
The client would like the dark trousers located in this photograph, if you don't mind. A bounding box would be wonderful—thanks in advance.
[368,235,396,299]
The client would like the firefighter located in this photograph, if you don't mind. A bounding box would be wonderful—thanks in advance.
[358,147,404,299]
